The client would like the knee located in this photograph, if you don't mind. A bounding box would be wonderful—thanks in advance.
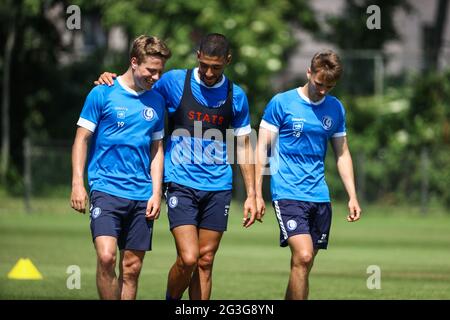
[97,252,116,270]
[197,252,215,270]
[178,253,198,270]
[292,251,314,269]
[122,258,143,280]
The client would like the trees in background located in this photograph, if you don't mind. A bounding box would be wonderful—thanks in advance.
[99,0,318,117]
[0,0,449,207]
[318,0,450,207]
[0,0,318,194]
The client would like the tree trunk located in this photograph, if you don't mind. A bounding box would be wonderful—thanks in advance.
[423,0,449,70]
[1,22,16,182]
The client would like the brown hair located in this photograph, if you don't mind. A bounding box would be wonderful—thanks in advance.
[129,35,171,64]
[310,50,343,82]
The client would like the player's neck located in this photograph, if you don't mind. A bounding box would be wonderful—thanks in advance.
[300,84,311,100]
[121,68,141,92]
[196,68,224,87]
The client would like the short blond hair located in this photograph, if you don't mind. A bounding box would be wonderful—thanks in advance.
[310,50,343,82]
[130,35,171,64]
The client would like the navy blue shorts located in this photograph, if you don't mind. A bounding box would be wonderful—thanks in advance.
[273,200,332,249]
[165,182,232,232]
[89,190,154,251]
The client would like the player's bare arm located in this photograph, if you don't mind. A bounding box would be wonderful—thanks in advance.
[237,134,257,228]
[71,127,92,213]
[255,127,277,222]
[146,139,164,220]
[331,136,362,222]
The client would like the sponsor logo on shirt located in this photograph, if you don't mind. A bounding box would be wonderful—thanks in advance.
[188,111,224,125]
[117,111,126,119]
[115,106,128,120]
[292,121,304,138]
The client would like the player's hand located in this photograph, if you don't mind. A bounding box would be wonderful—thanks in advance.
[146,194,161,220]
[71,185,88,213]
[94,72,117,86]
[242,195,257,228]
[255,195,266,223]
[347,197,361,222]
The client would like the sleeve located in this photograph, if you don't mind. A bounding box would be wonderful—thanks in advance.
[77,86,105,132]
[332,100,347,138]
[152,70,185,114]
[231,85,252,136]
[260,94,283,133]
[151,73,167,98]
[152,98,165,141]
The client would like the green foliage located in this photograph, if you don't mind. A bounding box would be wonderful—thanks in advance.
[0,0,319,197]
[326,70,450,206]
[323,0,411,50]
[407,70,450,205]
[94,0,318,117]
[408,70,450,146]
[0,163,24,196]
[322,0,411,95]
[1,0,318,193]
[1,1,448,208]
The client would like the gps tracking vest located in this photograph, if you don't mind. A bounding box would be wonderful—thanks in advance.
[169,69,233,137]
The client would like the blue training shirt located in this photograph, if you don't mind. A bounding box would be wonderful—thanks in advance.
[152,68,251,191]
[260,87,346,202]
[77,76,165,200]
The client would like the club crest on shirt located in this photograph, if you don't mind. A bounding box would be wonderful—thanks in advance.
[142,107,155,121]
[321,116,333,130]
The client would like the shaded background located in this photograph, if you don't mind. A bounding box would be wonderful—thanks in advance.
[1,0,449,210]
[0,0,450,300]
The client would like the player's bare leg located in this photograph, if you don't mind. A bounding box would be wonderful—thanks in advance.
[189,229,223,300]
[118,249,145,300]
[166,225,199,299]
[94,236,120,299]
[285,234,318,300]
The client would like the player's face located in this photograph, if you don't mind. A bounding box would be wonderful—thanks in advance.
[197,52,231,87]
[132,55,165,91]
[307,69,336,102]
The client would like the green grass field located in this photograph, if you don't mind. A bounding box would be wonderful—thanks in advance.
[1,197,449,300]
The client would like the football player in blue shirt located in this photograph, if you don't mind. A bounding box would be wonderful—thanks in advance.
[71,35,171,299]
[255,50,362,300]
[96,33,257,300]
